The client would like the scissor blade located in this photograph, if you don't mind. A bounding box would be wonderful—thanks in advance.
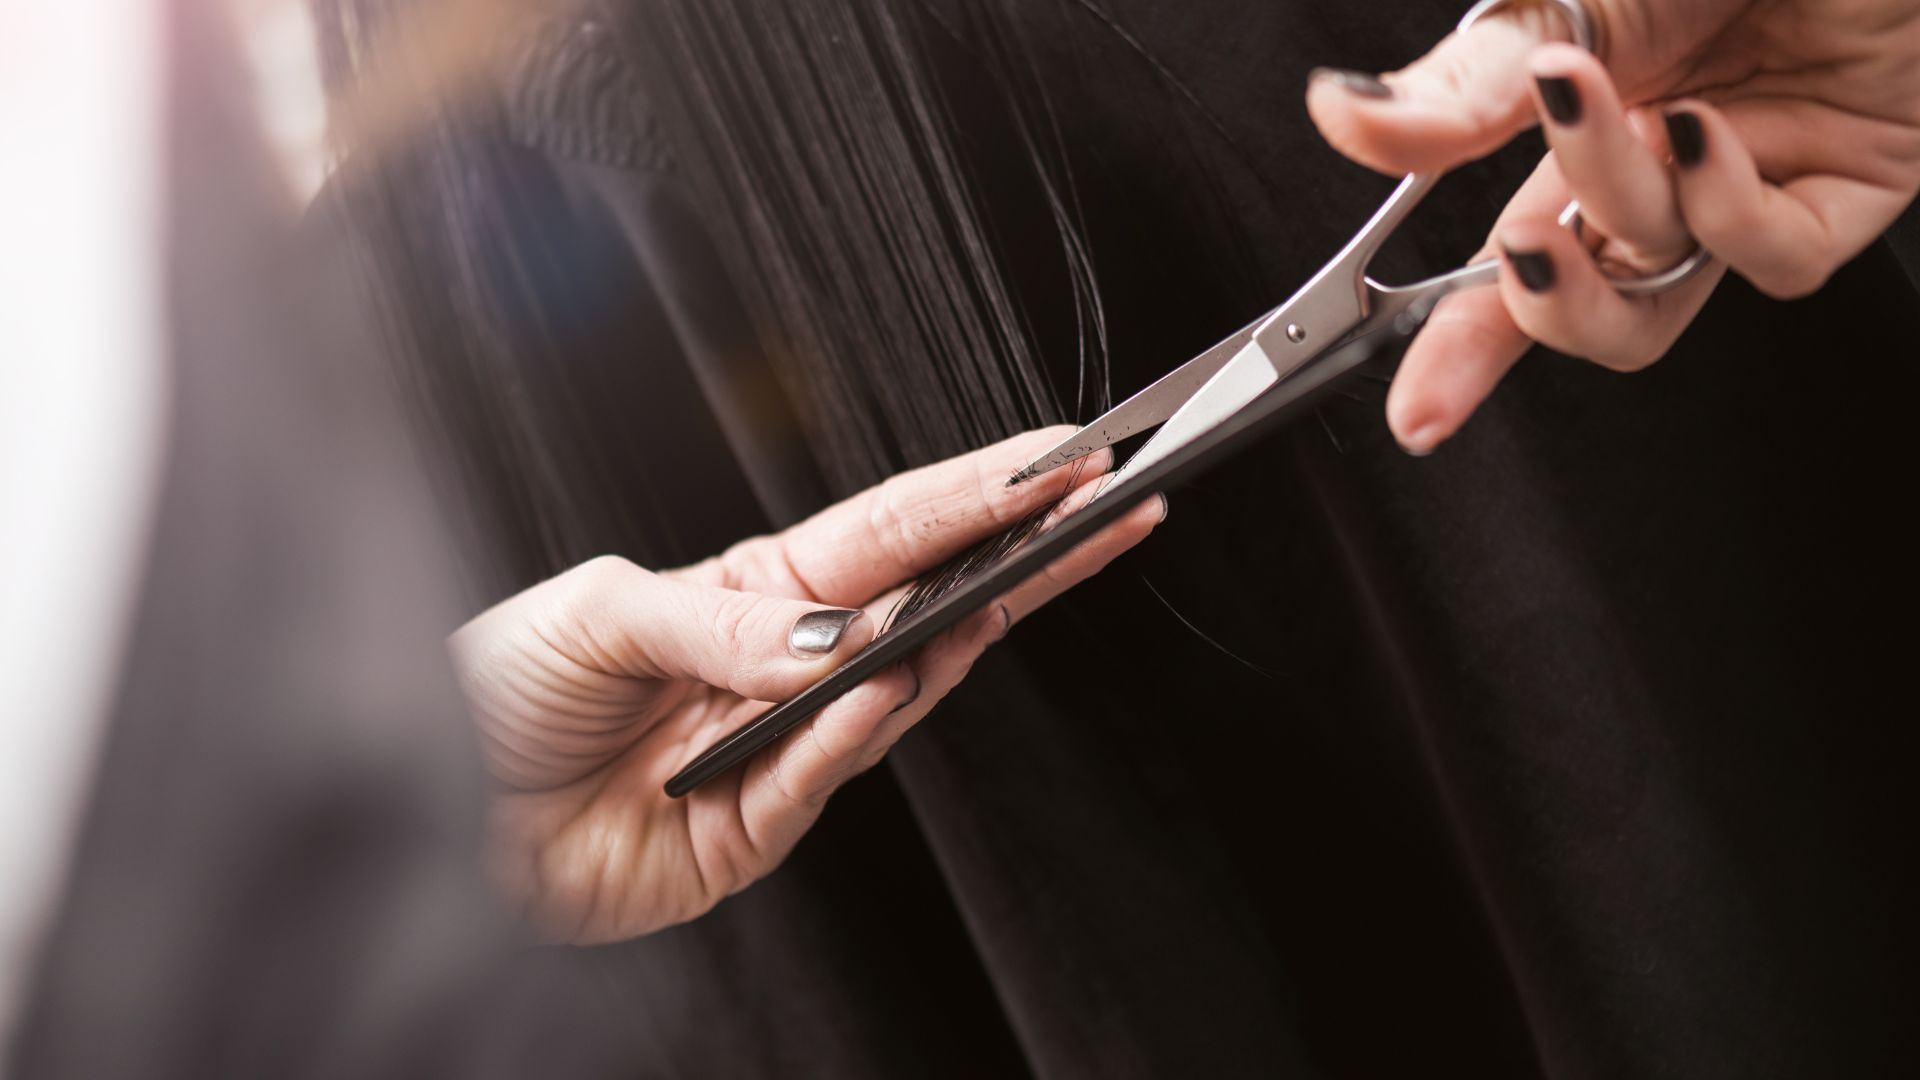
[1008,303,1280,485]
[1097,294,1442,497]
[1097,337,1282,492]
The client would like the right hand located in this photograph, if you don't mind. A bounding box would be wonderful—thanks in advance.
[1307,0,1920,454]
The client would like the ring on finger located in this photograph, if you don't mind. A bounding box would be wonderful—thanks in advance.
[1558,200,1715,295]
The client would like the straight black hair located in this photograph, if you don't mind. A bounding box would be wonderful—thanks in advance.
[316,0,1118,599]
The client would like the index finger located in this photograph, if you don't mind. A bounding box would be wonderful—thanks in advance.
[713,427,1112,608]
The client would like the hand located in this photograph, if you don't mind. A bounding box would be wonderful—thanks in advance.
[449,428,1162,943]
[1306,0,1920,454]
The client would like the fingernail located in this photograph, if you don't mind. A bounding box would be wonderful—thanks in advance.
[888,669,922,714]
[1399,423,1442,456]
[1664,109,1705,168]
[1310,67,1394,100]
[1502,247,1556,293]
[1535,75,1581,125]
[789,608,863,657]
[1155,492,1170,523]
[992,604,1013,644]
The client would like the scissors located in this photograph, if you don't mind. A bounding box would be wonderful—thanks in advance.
[665,0,1711,798]
[1011,0,1709,494]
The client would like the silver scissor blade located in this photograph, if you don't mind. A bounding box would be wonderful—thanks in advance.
[1008,303,1281,485]
[1095,338,1282,494]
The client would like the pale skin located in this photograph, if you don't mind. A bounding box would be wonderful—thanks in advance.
[451,428,1161,944]
[1307,0,1920,454]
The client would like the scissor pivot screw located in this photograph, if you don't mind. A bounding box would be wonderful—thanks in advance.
[1285,323,1307,343]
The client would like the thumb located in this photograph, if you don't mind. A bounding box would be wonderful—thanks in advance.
[1307,3,1583,176]
[558,557,875,703]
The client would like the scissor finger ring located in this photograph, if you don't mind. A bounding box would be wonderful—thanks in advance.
[1458,0,1715,296]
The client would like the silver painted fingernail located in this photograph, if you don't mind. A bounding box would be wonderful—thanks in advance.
[790,608,864,657]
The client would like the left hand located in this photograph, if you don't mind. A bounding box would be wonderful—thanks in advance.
[450,428,1160,944]
[1305,0,1920,454]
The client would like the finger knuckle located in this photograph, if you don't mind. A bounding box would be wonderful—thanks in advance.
[971,455,1012,527]
[1427,48,1478,101]
[1685,196,1758,247]
[869,476,927,570]
[854,715,914,774]
[562,555,649,629]
[711,590,765,655]
[762,749,825,810]
[573,554,641,592]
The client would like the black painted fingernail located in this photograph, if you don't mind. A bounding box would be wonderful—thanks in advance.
[789,608,863,657]
[888,669,922,714]
[1311,67,1394,100]
[1664,110,1705,168]
[1535,75,1581,125]
[1503,247,1556,293]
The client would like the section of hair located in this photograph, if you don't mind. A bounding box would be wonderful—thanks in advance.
[610,0,1109,493]
[316,0,1116,609]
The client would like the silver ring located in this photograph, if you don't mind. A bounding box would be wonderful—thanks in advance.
[1456,0,1713,296]
[1561,201,1715,295]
